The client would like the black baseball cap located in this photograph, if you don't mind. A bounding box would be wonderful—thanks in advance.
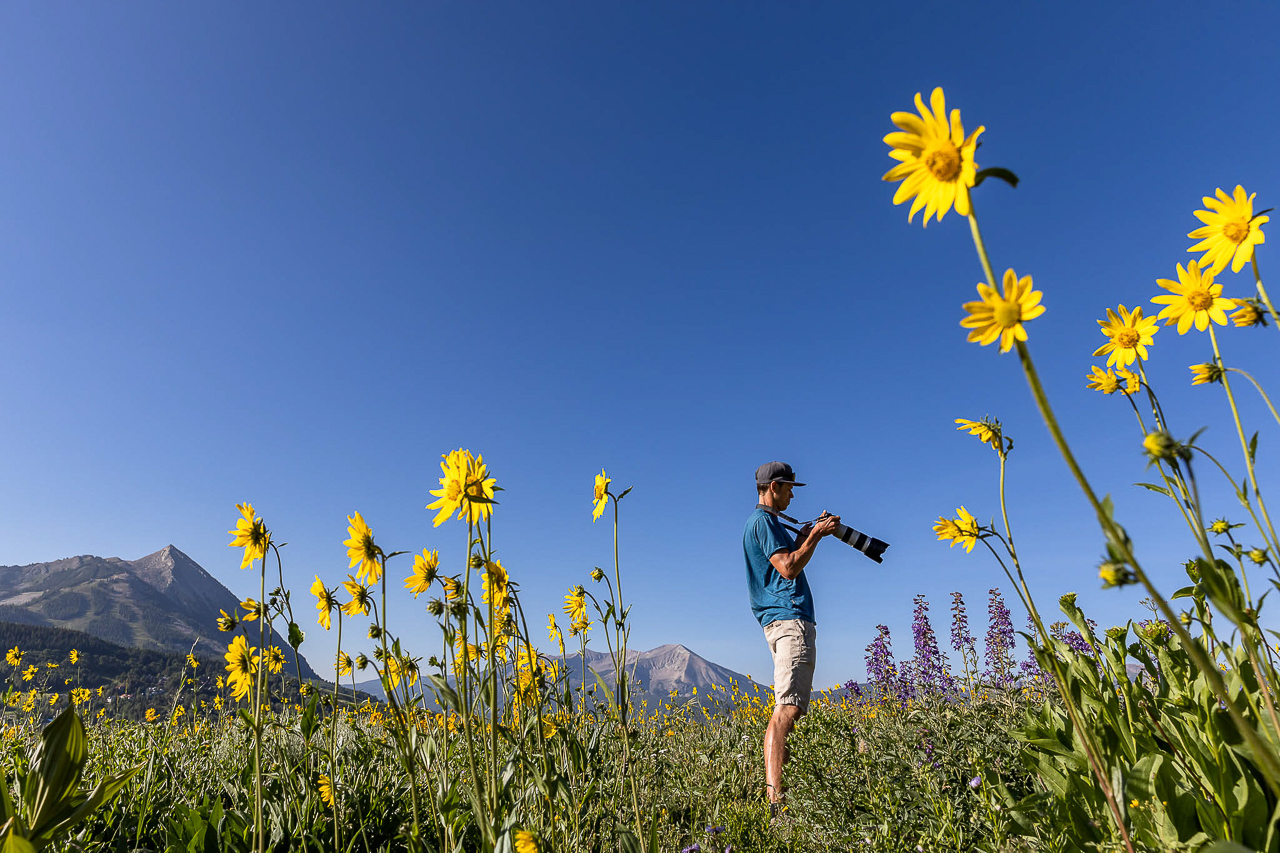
[755,461,806,487]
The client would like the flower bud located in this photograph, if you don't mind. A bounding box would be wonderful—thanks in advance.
[1248,548,1269,565]
[449,601,469,620]
[368,625,382,640]
[590,568,605,583]
[1209,518,1231,535]
[1231,299,1264,328]
[355,653,369,671]
[427,598,444,617]
[1099,561,1135,589]
[1143,431,1178,462]
[469,553,484,569]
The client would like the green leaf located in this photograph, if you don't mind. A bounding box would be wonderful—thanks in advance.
[973,166,1020,188]
[22,707,87,835]
[1,834,37,853]
[1135,482,1173,497]
[1249,431,1259,464]
[617,486,633,501]
[287,622,304,650]
[1202,843,1256,853]
[299,694,319,743]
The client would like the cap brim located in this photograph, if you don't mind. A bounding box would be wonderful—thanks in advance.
[758,479,806,487]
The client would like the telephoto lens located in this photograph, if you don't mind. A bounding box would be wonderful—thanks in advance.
[830,522,889,563]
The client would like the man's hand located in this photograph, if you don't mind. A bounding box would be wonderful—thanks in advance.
[811,512,841,538]
[769,511,842,580]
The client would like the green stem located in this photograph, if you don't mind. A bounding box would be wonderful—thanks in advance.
[1252,255,1280,331]
[254,555,266,853]
[968,213,997,287]
[1226,368,1280,428]
[331,610,342,851]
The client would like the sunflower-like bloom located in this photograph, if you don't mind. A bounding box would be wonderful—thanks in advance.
[69,649,79,664]
[1093,304,1158,367]
[216,609,238,632]
[514,829,539,853]
[1188,185,1268,274]
[1086,366,1121,395]
[336,651,353,677]
[318,774,335,809]
[1231,299,1265,328]
[592,470,611,522]
[224,635,259,702]
[1117,367,1141,396]
[427,449,498,527]
[882,87,984,226]
[228,502,270,570]
[239,598,264,622]
[311,575,337,631]
[933,507,980,553]
[383,655,418,690]
[5,647,21,667]
[482,560,510,614]
[405,550,439,598]
[960,269,1045,353]
[1190,363,1224,386]
[547,614,565,656]
[186,653,198,670]
[441,576,462,602]
[265,646,285,675]
[341,576,371,617]
[954,418,1001,451]
[563,585,590,635]
[1152,261,1234,334]
[344,512,382,586]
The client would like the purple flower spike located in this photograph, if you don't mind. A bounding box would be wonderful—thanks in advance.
[969,775,982,788]
[984,589,1015,686]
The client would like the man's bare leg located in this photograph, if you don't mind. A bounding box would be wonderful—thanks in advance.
[764,703,805,806]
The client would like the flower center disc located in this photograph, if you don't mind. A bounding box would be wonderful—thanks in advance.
[1223,219,1250,244]
[993,301,1021,328]
[1188,290,1214,311]
[924,144,962,182]
[1115,328,1140,348]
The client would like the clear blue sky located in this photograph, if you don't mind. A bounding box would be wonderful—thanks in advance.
[2,2,1278,689]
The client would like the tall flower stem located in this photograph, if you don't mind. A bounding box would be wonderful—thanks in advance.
[1226,368,1280,428]
[456,519,489,847]
[253,556,266,853]
[1253,256,1280,331]
[1210,325,1280,556]
[610,494,643,838]
[330,611,343,851]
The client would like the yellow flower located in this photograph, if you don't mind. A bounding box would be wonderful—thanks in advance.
[186,654,198,670]
[48,693,58,707]
[954,418,1001,451]
[441,576,462,602]
[513,830,539,853]
[240,598,264,622]
[344,512,382,586]
[1152,261,1234,334]
[882,87,984,226]
[547,614,565,656]
[228,502,270,569]
[482,560,510,613]
[1231,299,1264,328]
[1116,367,1141,396]
[404,550,439,598]
[933,507,980,553]
[224,635,259,702]
[960,269,1045,353]
[318,774,335,809]
[426,449,498,527]
[1210,518,1231,535]
[45,662,58,670]
[336,651,353,677]
[311,575,337,630]
[1143,431,1178,461]
[68,649,79,664]
[341,576,371,616]
[1190,363,1224,386]
[1086,365,1121,395]
[145,707,158,723]
[564,585,590,635]
[216,609,238,632]
[593,469,611,522]
[1188,185,1268,274]
[1093,304,1158,367]
[71,687,90,706]
[5,647,21,667]
[265,646,285,674]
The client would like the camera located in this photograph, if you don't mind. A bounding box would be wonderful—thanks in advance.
[782,510,890,564]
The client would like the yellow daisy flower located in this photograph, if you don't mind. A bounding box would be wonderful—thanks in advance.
[1116,367,1141,396]
[1086,365,1120,395]
[318,774,335,809]
[404,550,439,598]
[5,647,21,667]
[311,575,337,630]
[1188,185,1268,274]
[592,469,611,522]
[228,502,270,570]
[1152,261,1234,334]
[68,649,79,664]
[265,646,285,675]
[441,575,462,602]
[882,87,984,226]
[1190,363,1224,386]
[482,560,510,613]
[960,268,1045,353]
[344,512,381,586]
[21,664,36,681]
[426,449,498,527]
[341,576,371,617]
[513,829,539,853]
[186,654,198,670]
[224,635,258,702]
[336,651,353,677]
[563,585,589,635]
[1093,304,1158,367]
[239,597,263,622]
[1231,299,1265,328]
[933,507,980,553]
[954,418,1001,451]
[216,609,238,632]
[547,614,565,656]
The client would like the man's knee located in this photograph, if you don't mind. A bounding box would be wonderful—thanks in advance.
[772,702,806,727]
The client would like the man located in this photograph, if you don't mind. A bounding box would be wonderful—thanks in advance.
[742,461,840,816]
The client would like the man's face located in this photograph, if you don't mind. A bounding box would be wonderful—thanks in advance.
[772,482,793,510]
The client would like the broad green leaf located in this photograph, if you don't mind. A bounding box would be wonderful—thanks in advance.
[973,166,1020,188]
[1135,482,1173,497]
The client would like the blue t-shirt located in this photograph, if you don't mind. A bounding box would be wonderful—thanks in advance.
[743,506,816,628]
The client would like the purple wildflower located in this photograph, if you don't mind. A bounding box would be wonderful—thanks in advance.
[910,595,953,694]
[969,776,982,788]
[950,591,974,653]
[865,624,911,703]
[984,588,1015,686]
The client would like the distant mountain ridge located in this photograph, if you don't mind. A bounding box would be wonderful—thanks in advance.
[0,546,319,680]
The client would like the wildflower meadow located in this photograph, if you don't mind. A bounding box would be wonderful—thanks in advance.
[4,86,1279,853]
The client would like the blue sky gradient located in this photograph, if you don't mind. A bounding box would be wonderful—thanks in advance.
[2,3,1278,689]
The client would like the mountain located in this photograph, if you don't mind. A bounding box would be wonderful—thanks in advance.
[0,546,319,680]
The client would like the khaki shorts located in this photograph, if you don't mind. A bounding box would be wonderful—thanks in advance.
[763,618,816,711]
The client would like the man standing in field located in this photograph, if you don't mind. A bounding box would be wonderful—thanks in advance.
[743,461,840,816]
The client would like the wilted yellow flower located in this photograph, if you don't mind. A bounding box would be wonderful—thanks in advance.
[593,470,611,522]
[1190,363,1224,386]
[564,585,589,635]
[954,418,1001,451]
[341,576,371,617]
[69,649,79,664]
[882,87,984,226]
[228,502,270,570]
[1093,304,1158,368]
[1231,299,1264,328]
[311,575,337,630]
[1086,365,1121,395]
[405,549,439,598]
[318,774,335,809]
[336,651,353,677]
[265,646,285,675]
[427,449,498,527]
[1188,185,1268,274]
[933,507,980,553]
[5,647,21,667]
[960,269,1045,353]
[216,609,238,632]
[513,829,539,853]
[240,598,264,622]
[344,512,382,586]
[224,635,259,702]
[1152,261,1233,334]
